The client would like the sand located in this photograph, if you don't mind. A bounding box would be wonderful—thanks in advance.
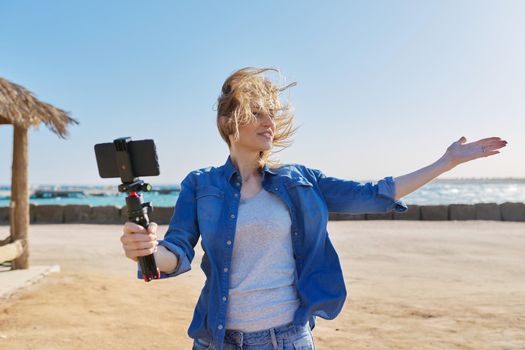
[0,221,523,350]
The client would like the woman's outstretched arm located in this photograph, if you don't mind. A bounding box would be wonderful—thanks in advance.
[393,136,508,200]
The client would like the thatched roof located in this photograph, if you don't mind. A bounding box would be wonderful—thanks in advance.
[0,77,78,138]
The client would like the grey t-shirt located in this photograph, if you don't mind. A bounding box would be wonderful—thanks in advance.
[225,188,300,332]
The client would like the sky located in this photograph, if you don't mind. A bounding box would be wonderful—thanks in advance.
[0,0,523,186]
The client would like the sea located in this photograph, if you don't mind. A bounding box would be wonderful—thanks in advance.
[0,179,524,207]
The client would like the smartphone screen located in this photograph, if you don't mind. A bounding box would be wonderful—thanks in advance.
[94,139,160,178]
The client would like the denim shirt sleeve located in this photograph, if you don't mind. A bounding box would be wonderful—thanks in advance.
[310,168,408,215]
[137,172,199,280]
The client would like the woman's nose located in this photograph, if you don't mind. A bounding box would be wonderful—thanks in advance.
[260,114,275,128]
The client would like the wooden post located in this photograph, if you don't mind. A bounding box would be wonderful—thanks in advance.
[11,126,29,269]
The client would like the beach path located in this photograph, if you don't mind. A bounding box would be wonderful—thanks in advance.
[0,221,523,350]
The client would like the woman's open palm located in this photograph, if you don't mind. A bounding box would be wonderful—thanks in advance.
[444,136,507,167]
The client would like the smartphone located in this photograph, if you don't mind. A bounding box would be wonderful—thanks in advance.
[94,139,160,178]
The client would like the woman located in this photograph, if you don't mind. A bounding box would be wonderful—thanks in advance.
[120,67,507,350]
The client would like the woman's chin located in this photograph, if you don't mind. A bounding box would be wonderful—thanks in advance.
[260,143,273,151]
[252,141,272,152]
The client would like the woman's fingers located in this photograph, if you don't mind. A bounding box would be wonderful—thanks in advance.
[123,221,146,234]
[474,137,507,146]
[484,143,506,151]
[121,221,159,262]
[147,222,158,235]
[125,247,158,261]
[123,239,157,249]
[461,138,507,156]
[120,232,156,244]
[476,140,507,154]
[122,222,158,235]
[122,238,158,261]
[121,222,157,244]
[481,136,502,141]
[446,136,507,166]
[481,139,507,146]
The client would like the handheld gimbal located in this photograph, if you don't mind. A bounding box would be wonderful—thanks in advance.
[94,137,161,282]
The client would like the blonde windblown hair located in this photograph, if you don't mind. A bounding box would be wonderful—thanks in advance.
[215,67,299,170]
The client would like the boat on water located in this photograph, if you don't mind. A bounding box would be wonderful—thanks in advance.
[31,190,86,199]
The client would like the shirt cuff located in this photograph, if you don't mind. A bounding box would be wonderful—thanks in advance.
[377,176,409,213]
[136,240,192,280]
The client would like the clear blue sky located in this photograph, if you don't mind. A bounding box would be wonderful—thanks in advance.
[0,1,523,185]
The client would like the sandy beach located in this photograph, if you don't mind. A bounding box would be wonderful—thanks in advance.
[0,221,523,350]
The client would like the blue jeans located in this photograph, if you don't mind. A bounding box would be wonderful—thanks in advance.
[192,322,315,350]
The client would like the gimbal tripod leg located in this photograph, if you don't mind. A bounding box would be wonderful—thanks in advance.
[126,192,160,282]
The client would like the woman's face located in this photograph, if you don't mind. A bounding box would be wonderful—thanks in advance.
[230,106,276,153]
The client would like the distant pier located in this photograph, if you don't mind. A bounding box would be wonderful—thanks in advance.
[28,187,180,200]
[31,190,86,199]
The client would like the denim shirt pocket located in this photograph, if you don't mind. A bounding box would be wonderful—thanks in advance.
[285,177,326,224]
[285,177,316,209]
[196,186,225,235]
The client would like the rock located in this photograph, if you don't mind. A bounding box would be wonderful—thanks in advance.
[150,207,174,225]
[64,205,92,223]
[34,205,64,223]
[329,213,366,220]
[89,206,121,224]
[449,204,476,221]
[0,207,9,225]
[420,205,448,221]
[474,203,501,221]
[29,204,37,223]
[393,204,420,220]
[499,202,525,222]
[366,212,393,220]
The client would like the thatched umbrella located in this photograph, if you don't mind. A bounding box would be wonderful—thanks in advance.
[0,77,78,269]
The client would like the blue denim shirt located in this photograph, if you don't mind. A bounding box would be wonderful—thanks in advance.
[138,156,408,349]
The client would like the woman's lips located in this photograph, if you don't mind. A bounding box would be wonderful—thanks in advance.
[258,133,272,140]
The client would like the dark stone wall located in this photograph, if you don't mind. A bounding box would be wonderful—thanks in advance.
[0,207,9,225]
[475,203,501,220]
[499,202,525,222]
[329,202,524,222]
[0,202,523,225]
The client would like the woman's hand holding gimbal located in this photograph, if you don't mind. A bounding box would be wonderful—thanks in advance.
[121,222,158,262]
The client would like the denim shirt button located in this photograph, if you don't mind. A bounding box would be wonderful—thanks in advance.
[274,187,278,191]
[234,193,239,197]
[222,296,227,302]
[224,267,229,272]
[226,240,232,245]
[218,324,223,330]
[294,232,298,236]
[230,214,235,219]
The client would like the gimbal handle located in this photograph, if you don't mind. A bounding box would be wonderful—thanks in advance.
[126,190,160,282]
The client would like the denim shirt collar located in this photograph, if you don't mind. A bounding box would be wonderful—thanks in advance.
[222,155,277,183]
